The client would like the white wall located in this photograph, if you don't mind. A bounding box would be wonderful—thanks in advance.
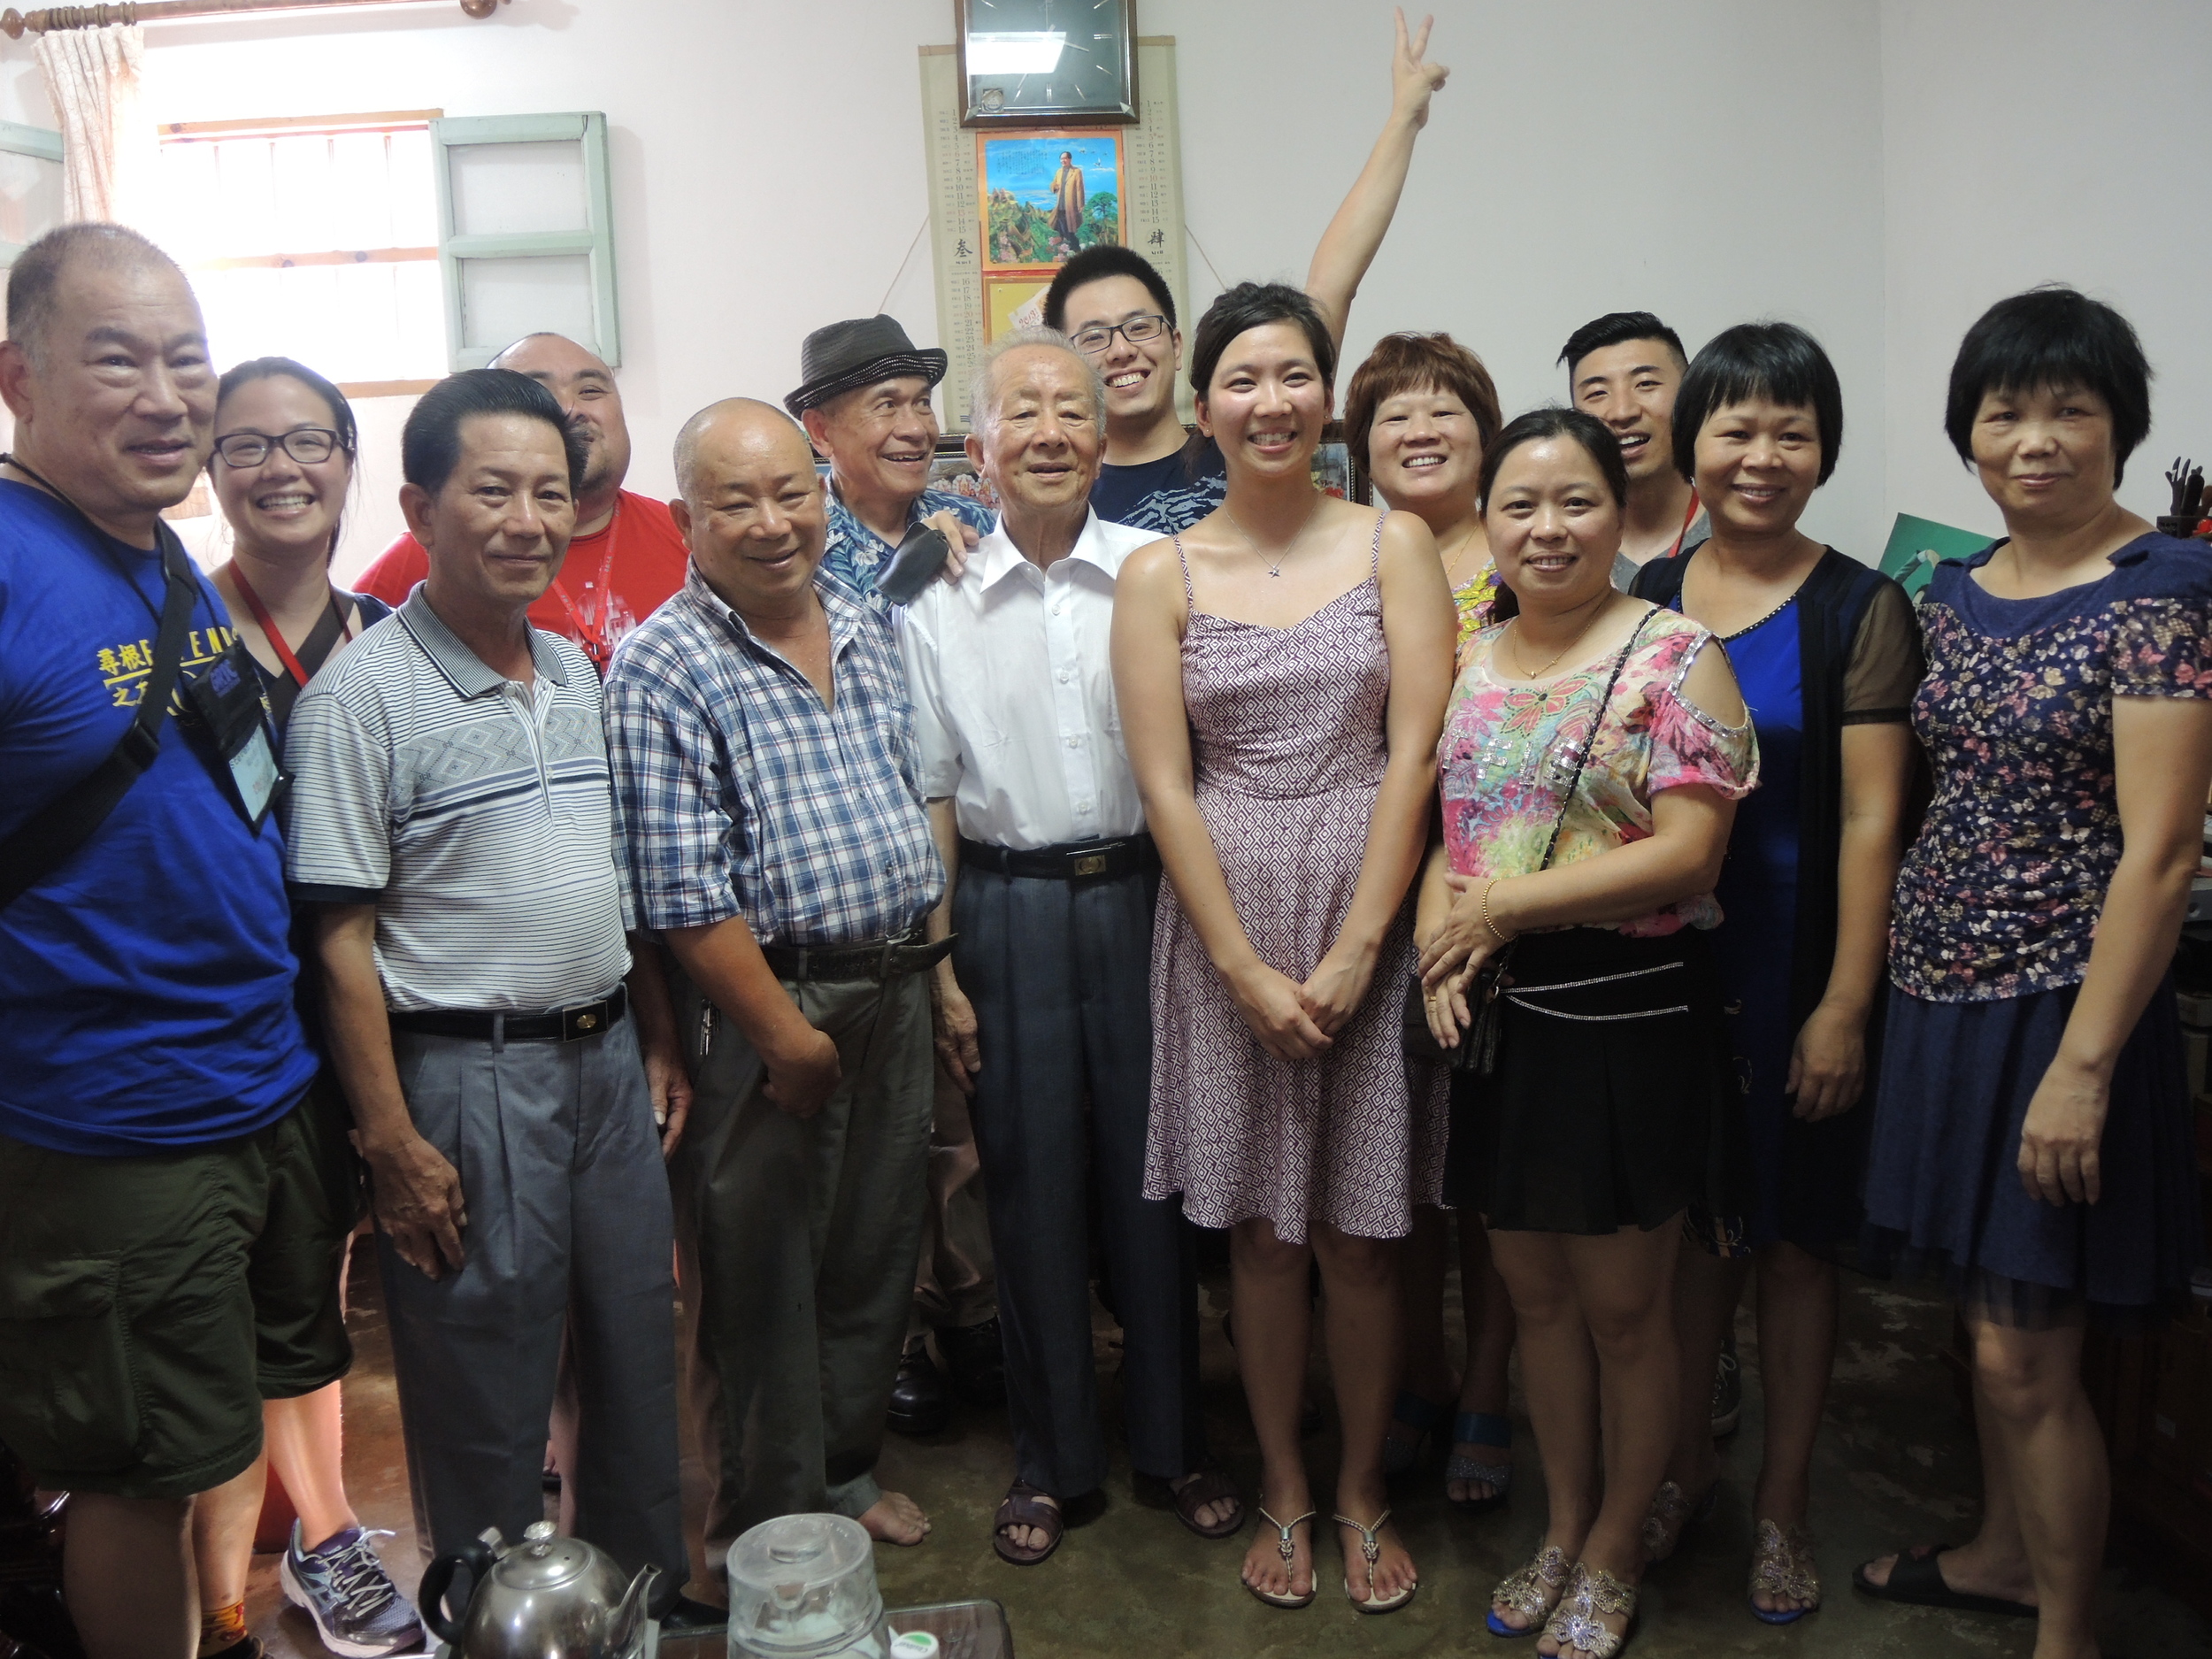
[1,0,2205,574]
[1881,0,2212,541]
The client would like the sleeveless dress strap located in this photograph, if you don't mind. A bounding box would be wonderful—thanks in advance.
[1172,532,1195,606]
[1370,510,1386,576]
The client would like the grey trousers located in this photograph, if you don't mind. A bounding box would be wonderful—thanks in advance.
[952,865,1205,1496]
[670,969,933,1578]
[378,1015,686,1609]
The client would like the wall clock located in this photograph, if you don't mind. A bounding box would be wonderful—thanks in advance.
[956,0,1138,128]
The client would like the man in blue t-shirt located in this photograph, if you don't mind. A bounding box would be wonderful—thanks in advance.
[0,226,344,1659]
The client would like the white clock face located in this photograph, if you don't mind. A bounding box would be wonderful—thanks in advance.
[964,0,1132,120]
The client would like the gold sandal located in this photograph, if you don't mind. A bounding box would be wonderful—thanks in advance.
[1332,1509,1414,1614]
[1485,1543,1570,1636]
[1244,1507,1316,1609]
[1747,1519,1820,1624]
[1542,1563,1638,1658]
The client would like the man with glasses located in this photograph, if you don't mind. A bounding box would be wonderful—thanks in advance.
[0,225,340,1659]
[356,333,688,672]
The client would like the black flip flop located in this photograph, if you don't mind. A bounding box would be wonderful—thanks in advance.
[1850,1543,2035,1618]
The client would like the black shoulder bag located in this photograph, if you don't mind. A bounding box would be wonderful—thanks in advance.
[0,465,201,910]
[1412,610,1653,1073]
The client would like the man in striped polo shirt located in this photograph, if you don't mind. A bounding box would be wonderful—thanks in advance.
[283,371,695,1620]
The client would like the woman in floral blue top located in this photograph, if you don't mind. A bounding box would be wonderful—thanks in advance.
[1854,288,2212,1659]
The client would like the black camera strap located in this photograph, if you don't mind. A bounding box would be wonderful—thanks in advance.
[0,458,201,910]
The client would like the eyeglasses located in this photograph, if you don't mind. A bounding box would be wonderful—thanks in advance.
[213,428,344,467]
[1069,314,1169,357]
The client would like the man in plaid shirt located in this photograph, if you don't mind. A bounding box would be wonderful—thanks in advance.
[603,398,949,1588]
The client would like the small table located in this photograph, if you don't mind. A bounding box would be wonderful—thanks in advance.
[658,1598,1013,1659]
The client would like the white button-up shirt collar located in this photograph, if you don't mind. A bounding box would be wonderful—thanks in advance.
[895,505,1156,850]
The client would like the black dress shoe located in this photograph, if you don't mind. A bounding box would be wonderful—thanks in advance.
[659,1595,728,1633]
[936,1316,1006,1408]
[887,1335,949,1435]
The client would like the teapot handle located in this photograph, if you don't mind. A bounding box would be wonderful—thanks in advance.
[419,1538,499,1643]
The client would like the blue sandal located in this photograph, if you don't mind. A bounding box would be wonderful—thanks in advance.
[1444,1410,1513,1513]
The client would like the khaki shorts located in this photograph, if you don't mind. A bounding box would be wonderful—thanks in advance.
[0,1073,360,1500]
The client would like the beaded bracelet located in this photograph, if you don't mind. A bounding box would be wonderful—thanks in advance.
[1480,879,1514,944]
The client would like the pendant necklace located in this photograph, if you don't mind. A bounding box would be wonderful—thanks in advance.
[1225,493,1322,578]
[1510,595,1609,680]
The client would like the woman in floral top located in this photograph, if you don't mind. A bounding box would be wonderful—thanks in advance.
[1854,289,2212,1659]
[1341,331,1519,1511]
[1415,407,1757,1658]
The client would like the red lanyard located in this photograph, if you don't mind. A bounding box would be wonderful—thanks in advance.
[1664,488,1702,560]
[548,501,621,668]
[231,566,353,688]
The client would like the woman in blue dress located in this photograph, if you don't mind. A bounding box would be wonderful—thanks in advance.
[1632,324,1923,1624]
[1852,290,2210,1659]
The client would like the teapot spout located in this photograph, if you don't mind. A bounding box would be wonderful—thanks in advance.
[610,1563,660,1655]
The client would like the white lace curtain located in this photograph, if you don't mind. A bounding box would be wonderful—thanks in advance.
[34,23,151,226]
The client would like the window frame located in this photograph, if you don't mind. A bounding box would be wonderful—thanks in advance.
[0,119,63,268]
[430,111,619,371]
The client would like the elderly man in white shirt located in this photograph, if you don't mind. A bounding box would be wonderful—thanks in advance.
[897,332,1240,1567]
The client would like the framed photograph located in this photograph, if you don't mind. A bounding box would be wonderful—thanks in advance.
[979,129,1123,271]
[956,0,1138,128]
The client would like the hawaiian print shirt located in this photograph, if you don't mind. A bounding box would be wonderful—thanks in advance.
[1891,535,2212,1002]
[1437,607,1759,937]
[820,481,994,612]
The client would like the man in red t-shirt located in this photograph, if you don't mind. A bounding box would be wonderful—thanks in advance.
[354,333,687,672]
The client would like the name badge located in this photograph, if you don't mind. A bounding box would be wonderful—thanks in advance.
[182,642,286,829]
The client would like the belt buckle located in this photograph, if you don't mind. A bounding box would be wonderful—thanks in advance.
[561,999,610,1041]
[1070,850,1110,878]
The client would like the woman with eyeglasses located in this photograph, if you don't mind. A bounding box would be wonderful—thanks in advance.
[204,359,388,724]
[188,358,422,1659]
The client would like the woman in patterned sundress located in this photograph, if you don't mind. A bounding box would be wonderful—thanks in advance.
[1112,281,1455,1613]
[1416,407,1756,1658]
[1341,331,1524,1512]
[1850,291,2212,1659]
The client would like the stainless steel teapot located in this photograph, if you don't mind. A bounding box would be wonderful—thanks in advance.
[420,1521,657,1659]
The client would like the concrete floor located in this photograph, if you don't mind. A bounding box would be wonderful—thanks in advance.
[242,1237,2211,1658]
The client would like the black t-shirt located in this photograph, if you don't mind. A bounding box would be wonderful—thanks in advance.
[1089,437,1228,534]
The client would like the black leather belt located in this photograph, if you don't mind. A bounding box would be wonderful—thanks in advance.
[389,983,628,1042]
[758,929,955,983]
[958,833,1158,882]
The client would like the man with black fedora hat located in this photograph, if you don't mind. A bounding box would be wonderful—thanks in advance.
[787,314,991,610]
[789,313,1004,1433]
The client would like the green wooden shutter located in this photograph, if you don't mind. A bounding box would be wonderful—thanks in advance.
[0,120,64,268]
[430,111,618,369]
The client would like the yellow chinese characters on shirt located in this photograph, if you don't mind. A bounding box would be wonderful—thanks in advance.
[96,626,235,709]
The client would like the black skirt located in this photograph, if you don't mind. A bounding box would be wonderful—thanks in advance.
[1444,925,1747,1235]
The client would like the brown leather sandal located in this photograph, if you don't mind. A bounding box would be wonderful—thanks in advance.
[1168,1465,1244,1540]
[991,1481,1064,1566]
